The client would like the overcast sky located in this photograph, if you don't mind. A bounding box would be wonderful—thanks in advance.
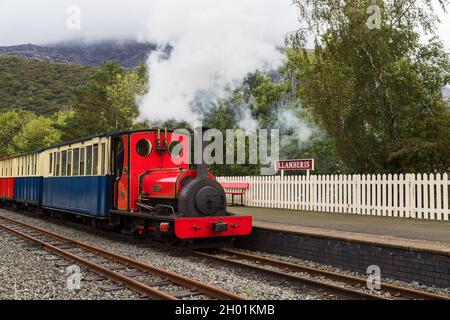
[0,0,448,49]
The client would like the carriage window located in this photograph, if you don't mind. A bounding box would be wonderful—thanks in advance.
[53,153,57,176]
[49,153,53,174]
[55,152,60,176]
[61,151,67,176]
[86,146,92,175]
[101,143,106,175]
[93,144,99,175]
[67,150,72,176]
[73,149,79,176]
[80,147,85,176]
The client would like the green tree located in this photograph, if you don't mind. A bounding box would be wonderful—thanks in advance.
[52,109,80,141]
[242,71,288,129]
[12,116,62,153]
[290,0,450,173]
[106,63,148,130]
[72,61,148,136]
[0,110,35,157]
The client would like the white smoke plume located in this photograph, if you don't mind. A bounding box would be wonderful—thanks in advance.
[138,0,299,122]
[277,108,313,143]
[237,106,259,132]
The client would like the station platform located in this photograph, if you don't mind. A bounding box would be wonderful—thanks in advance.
[229,206,450,255]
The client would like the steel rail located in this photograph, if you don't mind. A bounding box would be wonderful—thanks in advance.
[194,248,450,301]
[218,248,450,300]
[0,221,177,300]
[0,215,244,300]
[192,250,388,300]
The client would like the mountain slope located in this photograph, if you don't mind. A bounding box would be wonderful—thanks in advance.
[0,55,93,115]
[0,40,156,68]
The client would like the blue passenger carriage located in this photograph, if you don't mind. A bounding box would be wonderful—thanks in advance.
[14,152,42,205]
[40,134,112,218]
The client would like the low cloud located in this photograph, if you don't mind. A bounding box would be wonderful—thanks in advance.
[0,0,152,45]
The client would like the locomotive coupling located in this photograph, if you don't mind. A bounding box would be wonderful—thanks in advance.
[213,222,229,232]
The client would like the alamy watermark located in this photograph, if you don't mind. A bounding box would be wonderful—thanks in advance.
[170,122,280,175]
[366,3,382,30]
[66,5,81,31]
[366,265,381,290]
[67,264,82,291]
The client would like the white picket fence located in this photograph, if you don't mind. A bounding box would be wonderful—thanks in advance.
[218,173,450,221]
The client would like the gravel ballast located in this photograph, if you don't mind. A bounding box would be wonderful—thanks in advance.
[0,228,140,300]
[1,208,446,300]
[0,209,323,300]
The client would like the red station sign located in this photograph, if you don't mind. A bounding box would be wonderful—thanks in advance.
[276,159,314,171]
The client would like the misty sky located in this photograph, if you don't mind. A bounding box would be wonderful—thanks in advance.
[0,0,449,49]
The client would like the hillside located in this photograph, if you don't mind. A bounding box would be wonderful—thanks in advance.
[0,55,93,115]
[0,40,156,68]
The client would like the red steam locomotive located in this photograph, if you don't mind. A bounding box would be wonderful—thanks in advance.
[0,127,252,247]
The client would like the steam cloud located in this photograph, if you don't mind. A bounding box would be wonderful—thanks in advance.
[277,109,313,143]
[138,0,299,122]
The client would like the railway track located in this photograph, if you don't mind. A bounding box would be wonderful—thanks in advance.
[192,248,450,300]
[0,215,244,300]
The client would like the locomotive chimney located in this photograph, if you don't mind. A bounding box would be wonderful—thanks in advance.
[195,126,209,178]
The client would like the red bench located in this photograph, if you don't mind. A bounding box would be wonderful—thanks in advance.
[220,182,250,206]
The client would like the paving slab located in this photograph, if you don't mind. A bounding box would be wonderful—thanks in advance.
[229,206,450,249]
